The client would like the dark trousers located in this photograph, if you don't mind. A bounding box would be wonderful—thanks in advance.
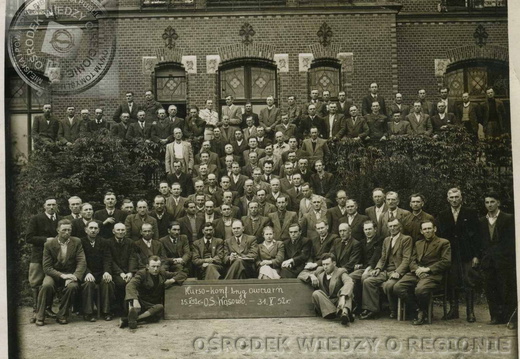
[224,259,256,279]
[447,260,479,301]
[36,275,79,321]
[113,275,128,314]
[393,273,441,312]
[197,263,223,280]
[81,278,114,315]
[483,261,517,321]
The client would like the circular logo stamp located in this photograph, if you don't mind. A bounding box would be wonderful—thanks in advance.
[8,0,116,96]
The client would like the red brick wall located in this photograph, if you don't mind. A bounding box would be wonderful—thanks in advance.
[398,0,439,13]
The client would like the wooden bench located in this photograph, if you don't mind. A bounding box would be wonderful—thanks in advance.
[165,278,316,319]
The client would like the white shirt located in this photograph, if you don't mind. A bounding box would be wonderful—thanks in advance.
[375,205,384,222]
[486,210,500,225]
[391,233,400,248]
[143,238,153,248]
[451,206,460,223]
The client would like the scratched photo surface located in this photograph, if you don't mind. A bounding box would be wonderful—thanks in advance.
[4,0,517,358]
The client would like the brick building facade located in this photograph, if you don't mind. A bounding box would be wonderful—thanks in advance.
[6,0,508,158]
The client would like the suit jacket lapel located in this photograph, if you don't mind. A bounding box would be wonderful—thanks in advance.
[392,234,401,255]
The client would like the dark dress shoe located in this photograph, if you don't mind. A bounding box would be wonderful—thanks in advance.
[442,308,459,320]
[119,317,128,328]
[45,308,57,318]
[35,319,45,326]
[466,313,476,323]
[56,317,68,325]
[360,311,377,320]
[413,311,426,325]
[128,307,138,329]
[340,309,351,326]
[30,315,37,324]
[83,314,97,322]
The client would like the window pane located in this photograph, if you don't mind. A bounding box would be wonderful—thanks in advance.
[488,67,509,97]
[250,67,276,99]
[445,68,464,98]
[308,67,340,97]
[467,67,487,96]
[156,76,186,102]
[7,77,28,111]
[31,88,51,110]
[221,67,246,100]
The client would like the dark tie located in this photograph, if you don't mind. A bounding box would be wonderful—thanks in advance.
[236,237,241,246]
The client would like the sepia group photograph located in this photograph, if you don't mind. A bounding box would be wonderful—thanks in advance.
[2,0,519,357]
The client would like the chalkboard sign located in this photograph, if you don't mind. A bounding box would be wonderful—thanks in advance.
[165,279,316,319]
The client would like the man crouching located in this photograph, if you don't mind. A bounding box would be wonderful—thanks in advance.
[304,253,354,326]
[120,255,185,329]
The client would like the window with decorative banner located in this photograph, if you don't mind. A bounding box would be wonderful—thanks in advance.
[219,59,277,114]
[154,63,187,118]
[444,60,509,100]
[307,59,341,100]
[7,74,50,157]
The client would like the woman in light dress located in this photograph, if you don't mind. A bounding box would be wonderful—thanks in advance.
[257,226,285,279]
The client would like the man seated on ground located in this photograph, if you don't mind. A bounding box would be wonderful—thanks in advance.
[81,221,114,322]
[305,253,355,326]
[159,221,191,274]
[224,220,258,279]
[360,218,412,320]
[121,255,183,329]
[191,223,225,279]
[393,220,451,325]
[35,219,86,326]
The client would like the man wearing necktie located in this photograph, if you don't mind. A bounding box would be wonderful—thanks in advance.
[394,220,451,325]
[224,220,258,279]
[192,223,225,279]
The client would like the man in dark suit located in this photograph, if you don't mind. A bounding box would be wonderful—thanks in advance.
[454,92,481,137]
[113,91,140,122]
[379,191,411,239]
[224,220,258,279]
[230,129,249,156]
[417,89,435,117]
[280,223,311,278]
[241,201,271,244]
[132,223,164,272]
[241,102,260,128]
[149,195,175,238]
[330,223,363,274]
[268,196,298,242]
[124,200,159,241]
[431,102,459,136]
[299,104,326,139]
[297,220,337,282]
[342,199,370,241]
[192,223,225,279]
[401,193,434,243]
[80,221,114,322]
[71,203,103,238]
[304,253,354,326]
[64,196,83,222]
[345,105,370,140]
[168,105,186,133]
[259,96,281,138]
[387,93,410,118]
[323,103,345,140]
[150,109,174,146]
[126,110,152,141]
[310,160,335,202]
[229,162,249,196]
[361,82,387,116]
[393,220,451,325]
[219,117,239,144]
[165,183,187,219]
[479,193,516,327]
[106,223,137,316]
[365,101,389,142]
[159,221,191,274]
[326,190,348,235]
[87,108,109,132]
[94,192,127,239]
[167,162,193,197]
[335,91,353,118]
[58,106,83,146]
[178,201,205,244]
[360,219,412,320]
[285,173,304,213]
[35,219,87,325]
[32,103,59,147]
[436,187,480,321]
[481,87,508,137]
[348,220,382,314]
[26,198,61,323]
[122,255,184,329]
[111,112,130,140]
